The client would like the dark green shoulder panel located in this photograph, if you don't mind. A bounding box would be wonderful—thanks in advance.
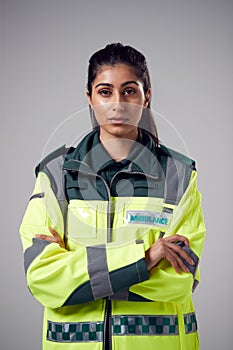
[35,145,73,177]
[159,144,196,170]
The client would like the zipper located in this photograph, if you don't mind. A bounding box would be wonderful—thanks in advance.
[107,169,159,350]
[64,162,113,350]
[110,169,159,190]
[103,298,112,350]
[64,163,159,350]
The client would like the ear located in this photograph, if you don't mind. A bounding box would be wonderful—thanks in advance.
[86,90,92,107]
[144,88,151,107]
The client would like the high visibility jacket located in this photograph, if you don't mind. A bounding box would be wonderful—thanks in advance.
[20,129,206,350]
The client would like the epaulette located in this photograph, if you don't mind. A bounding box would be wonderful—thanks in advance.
[159,144,196,170]
[35,144,74,177]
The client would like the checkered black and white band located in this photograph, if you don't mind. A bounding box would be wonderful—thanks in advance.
[184,312,198,334]
[47,313,197,342]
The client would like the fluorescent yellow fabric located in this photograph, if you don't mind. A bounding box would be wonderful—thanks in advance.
[20,168,205,350]
[20,172,147,309]
[130,171,205,304]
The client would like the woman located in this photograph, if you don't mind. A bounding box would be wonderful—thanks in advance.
[20,43,206,350]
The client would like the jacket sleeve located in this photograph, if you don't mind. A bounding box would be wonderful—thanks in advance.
[20,171,149,309]
[129,170,206,304]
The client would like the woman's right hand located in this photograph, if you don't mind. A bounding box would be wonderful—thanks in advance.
[35,228,66,249]
[145,234,195,273]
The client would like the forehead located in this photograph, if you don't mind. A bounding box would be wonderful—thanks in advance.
[94,64,140,84]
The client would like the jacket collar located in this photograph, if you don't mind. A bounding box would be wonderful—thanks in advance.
[63,128,160,178]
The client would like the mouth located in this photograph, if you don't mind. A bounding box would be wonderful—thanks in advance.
[108,117,128,124]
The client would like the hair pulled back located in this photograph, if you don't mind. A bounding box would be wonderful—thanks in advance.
[88,43,150,99]
[87,43,158,144]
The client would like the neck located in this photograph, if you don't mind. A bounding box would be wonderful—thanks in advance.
[99,129,138,162]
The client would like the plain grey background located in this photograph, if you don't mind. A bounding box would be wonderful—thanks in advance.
[1,0,232,349]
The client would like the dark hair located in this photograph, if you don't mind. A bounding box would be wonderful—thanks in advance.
[87,43,158,145]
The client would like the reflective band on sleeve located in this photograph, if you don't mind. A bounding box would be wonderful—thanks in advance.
[86,245,113,300]
[24,238,51,272]
[112,315,178,336]
[192,279,199,293]
[47,321,104,342]
[184,312,198,334]
[110,289,129,301]
[173,242,199,278]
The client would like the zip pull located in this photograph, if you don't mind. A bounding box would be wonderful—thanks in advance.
[29,192,45,201]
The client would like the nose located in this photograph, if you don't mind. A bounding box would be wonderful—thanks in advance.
[112,103,125,112]
[112,93,125,112]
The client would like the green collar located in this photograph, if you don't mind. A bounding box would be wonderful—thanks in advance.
[63,128,160,178]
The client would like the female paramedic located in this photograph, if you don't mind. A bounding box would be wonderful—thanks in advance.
[20,43,206,350]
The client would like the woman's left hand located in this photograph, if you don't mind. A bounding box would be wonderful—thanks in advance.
[35,227,65,249]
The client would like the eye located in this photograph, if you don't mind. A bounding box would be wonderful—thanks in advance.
[123,88,136,95]
[98,89,112,96]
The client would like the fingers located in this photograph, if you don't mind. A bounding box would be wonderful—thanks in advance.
[35,234,52,241]
[35,228,65,249]
[146,235,194,273]
[165,234,190,247]
[49,227,61,239]
[166,241,195,266]
[35,234,58,244]
[49,228,66,249]
[164,248,190,274]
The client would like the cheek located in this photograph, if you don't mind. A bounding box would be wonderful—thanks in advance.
[93,103,111,121]
[126,104,144,120]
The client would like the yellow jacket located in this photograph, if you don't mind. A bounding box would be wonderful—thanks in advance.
[20,130,206,350]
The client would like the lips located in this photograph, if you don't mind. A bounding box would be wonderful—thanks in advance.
[108,117,128,124]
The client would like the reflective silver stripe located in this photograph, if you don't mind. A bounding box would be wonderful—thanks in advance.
[47,313,197,342]
[159,157,188,238]
[47,320,104,342]
[44,155,68,219]
[175,158,186,204]
[184,312,198,334]
[165,157,186,205]
[112,315,178,336]
[110,289,129,301]
[24,238,51,272]
[86,245,113,299]
[192,279,199,292]
[171,242,199,278]
[45,155,66,201]
[47,315,180,343]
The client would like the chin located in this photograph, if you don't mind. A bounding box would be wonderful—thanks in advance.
[102,124,138,139]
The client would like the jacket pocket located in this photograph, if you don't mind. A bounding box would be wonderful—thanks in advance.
[67,200,108,245]
[68,200,97,239]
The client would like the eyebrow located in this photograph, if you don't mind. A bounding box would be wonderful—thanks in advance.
[95,81,140,89]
